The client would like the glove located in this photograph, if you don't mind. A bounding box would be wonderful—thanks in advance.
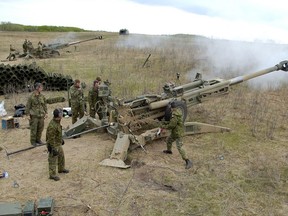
[62,139,65,145]
[52,149,59,156]
[47,145,52,153]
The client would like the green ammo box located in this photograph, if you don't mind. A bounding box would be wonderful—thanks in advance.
[23,200,35,216]
[0,202,22,216]
[36,197,54,216]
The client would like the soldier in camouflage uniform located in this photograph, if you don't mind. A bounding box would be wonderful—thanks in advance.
[161,101,192,169]
[46,108,69,181]
[69,79,85,124]
[37,41,43,57]
[23,39,28,54]
[26,82,48,146]
[88,79,103,119]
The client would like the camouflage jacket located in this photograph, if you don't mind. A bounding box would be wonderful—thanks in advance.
[162,109,184,138]
[88,87,99,106]
[46,119,62,149]
[70,85,84,105]
[25,92,47,117]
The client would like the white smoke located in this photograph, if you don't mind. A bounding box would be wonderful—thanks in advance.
[116,34,288,89]
[188,38,288,89]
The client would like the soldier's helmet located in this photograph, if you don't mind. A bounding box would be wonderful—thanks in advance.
[96,76,102,82]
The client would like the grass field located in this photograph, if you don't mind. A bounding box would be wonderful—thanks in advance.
[0,31,288,216]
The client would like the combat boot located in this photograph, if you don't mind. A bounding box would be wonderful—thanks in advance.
[163,150,173,154]
[36,140,45,145]
[49,175,60,181]
[185,159,192,169]
[58,169,69,174]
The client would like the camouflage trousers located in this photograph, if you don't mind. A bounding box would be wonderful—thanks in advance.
[29,116,45,145]
[89,103,103,120]
[71,103,84,124]
[166,136,188,160]
[89,106,96,118]
[48,146,65,177]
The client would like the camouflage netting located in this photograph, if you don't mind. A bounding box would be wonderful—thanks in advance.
[0,63,73,95]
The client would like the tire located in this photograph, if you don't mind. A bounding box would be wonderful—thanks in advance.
[164,100,187,122]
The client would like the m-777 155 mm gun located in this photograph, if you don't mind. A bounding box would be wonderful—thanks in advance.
[5,36,103,61]
[63,60,288,168]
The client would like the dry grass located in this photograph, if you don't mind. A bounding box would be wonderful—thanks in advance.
[0,31,288,216]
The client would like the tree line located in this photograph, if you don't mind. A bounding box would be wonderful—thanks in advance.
[0,22,86,32]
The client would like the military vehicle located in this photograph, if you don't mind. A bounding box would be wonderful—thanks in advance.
[5,36,102,61]
[61,60,288,168]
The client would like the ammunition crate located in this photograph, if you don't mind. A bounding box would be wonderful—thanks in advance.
[0,202,22,216]
[36,197,54,216]
[2,117,14,130]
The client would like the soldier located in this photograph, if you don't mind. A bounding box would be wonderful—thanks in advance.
[26,82,48,146]
[161,101,192,169]
[23,39,28,54]
[89,76,103,119]
[69,79,85,124]
[26,40,33,53]
[6,44,17,61]
[88,80,101,119]
[37,41,43,56]
[46,108,69,181]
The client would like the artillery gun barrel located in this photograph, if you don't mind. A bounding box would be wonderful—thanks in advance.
[230,61,288,85]
[230,66,277,85]
[149,61,288,111]
[68,36,102,46]
[182,60,288,104]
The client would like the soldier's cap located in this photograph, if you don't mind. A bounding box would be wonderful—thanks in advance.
[96,76,102,82]
[53,108,63,118]
[34,82,42,90]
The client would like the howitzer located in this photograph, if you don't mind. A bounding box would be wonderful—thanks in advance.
[4,36,103,60]
[44,35,103,51]
[63,61,288,168]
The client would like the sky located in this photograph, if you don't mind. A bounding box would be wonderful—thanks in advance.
[1,0,288,43]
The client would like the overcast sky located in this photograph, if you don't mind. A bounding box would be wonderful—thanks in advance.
[1,0,288,43]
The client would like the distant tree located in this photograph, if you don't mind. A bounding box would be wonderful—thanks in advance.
[0,22,24,31]
[0,22,86,32]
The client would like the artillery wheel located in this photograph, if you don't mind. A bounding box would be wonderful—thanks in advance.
[164,100,187,122]
[51,50,60,56]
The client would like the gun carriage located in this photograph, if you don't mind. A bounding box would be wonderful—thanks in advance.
[62,61,288,168]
